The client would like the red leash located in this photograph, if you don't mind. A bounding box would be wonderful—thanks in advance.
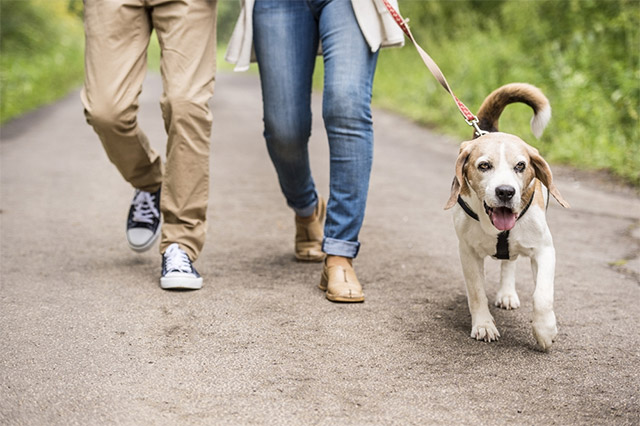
[382,0,487,136]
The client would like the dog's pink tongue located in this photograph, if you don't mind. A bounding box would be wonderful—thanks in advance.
[491,207,517,231]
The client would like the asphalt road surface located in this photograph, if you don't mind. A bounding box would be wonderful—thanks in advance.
[1,72,639,425]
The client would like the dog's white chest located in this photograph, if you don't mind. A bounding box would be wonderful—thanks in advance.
[465,222,520,260]
[454,208,545,260]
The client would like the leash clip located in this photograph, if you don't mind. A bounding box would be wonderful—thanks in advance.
[466,117,489,137]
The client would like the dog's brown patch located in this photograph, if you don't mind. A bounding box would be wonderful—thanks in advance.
[533,180,546,210]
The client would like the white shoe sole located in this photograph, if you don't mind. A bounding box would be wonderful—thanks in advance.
[160,275,203,290]
[127,226,161,253]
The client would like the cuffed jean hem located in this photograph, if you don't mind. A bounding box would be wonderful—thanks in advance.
[291,193,318,218]
[322,237,360,258]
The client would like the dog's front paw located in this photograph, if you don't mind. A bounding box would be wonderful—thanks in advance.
[471,317,500,342]
[495,291,520,310]
[532,311,557,351]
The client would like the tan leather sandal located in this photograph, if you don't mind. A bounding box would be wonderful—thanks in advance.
[295,196,326,262]
[319,261,364,303]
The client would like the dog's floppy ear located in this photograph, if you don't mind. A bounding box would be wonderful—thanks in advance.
[526,145,570,208]
[444,141,474,209]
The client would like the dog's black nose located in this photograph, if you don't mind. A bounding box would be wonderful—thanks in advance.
[496,185,516,202]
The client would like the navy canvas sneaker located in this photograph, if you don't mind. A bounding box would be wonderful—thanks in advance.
[160,243,203,290]
[126,188,161,252]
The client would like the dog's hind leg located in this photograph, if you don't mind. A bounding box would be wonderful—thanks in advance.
[459,244,500,342]
[495,259,520,310]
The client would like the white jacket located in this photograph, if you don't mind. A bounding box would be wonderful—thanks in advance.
[225,0,405,72]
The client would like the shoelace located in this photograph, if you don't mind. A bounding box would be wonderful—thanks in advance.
[164,243,192,273]
[131,190,160,224]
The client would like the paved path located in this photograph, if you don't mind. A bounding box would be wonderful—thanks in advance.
[1,72,639,425]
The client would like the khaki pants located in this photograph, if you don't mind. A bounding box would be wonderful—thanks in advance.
[81,0,217,261]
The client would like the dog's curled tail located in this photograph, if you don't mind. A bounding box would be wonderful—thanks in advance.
[475,83,551,139]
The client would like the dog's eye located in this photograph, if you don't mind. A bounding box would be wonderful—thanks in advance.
[514,161,526,173]
[478,162,492,172]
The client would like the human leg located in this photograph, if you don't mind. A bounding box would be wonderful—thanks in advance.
[253,0,319,215]
[318,0,379,259]
[82,0,163,252]
[81,0,163,193]
[253,0,325,260]
[150,0,217,264]
[315,0,379,301]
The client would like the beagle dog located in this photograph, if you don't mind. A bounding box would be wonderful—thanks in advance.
[444,83,569,350]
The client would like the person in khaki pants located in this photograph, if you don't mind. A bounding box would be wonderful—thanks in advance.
[81,0,217,290]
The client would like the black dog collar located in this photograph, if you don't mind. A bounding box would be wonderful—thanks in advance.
[457,190,535,260]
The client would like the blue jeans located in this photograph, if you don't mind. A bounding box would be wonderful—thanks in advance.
[253,0,379,258]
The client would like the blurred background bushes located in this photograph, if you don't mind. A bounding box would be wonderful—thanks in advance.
[0,0,239,124]
[373,0,639,184]
[0,0,84,124]
[1,0,638,185]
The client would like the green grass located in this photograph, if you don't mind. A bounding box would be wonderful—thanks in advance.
[0,0,84,124]
[370,0,640,185]
[2,0,638,185]
[0,40,84,123]
[314,1,640,186]
[0,0,238,124]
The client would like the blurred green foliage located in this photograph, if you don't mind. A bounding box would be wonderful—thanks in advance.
[218,0,241,43]
[0,0,240,124]
[371,0,640,185]
[1,0,637,185]
[0,0,85,124]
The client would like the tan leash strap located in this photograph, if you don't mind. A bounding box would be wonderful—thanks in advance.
[382,0,486,135]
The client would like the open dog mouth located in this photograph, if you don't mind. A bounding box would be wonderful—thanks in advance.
[484,202,518,231]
